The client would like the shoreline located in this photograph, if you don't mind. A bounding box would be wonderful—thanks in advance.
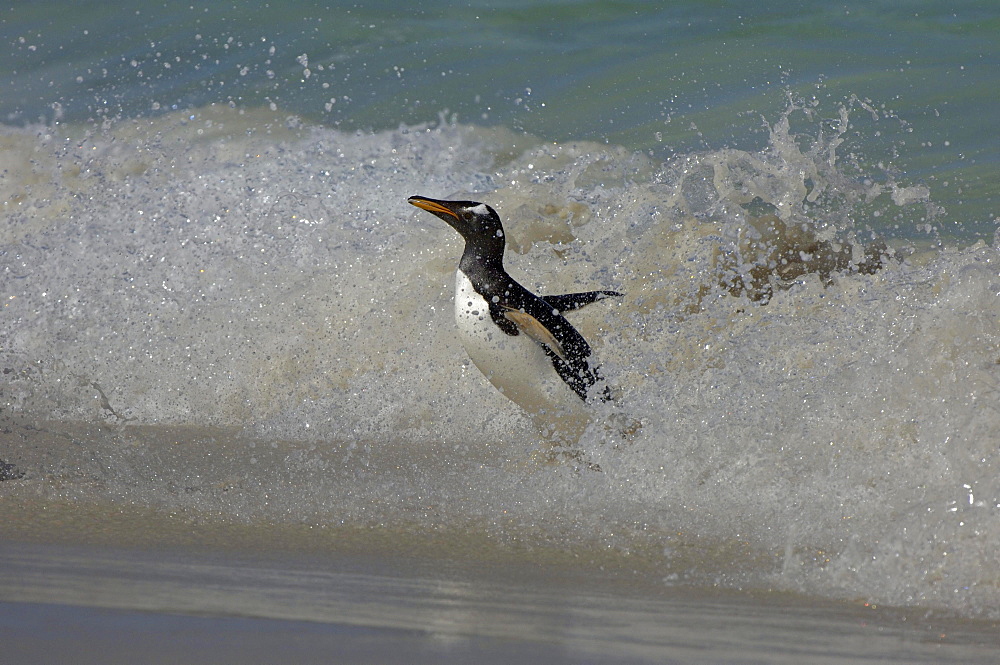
[2,600,581,665]
[2,519,999,664]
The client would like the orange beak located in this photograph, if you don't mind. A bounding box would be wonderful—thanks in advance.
[407,196,460,220]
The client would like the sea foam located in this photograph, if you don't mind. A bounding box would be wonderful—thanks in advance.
[2,103,998,618]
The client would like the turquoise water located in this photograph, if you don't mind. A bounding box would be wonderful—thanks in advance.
[3,0,997,235]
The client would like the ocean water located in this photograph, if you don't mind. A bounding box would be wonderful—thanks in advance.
[2,0,999,654]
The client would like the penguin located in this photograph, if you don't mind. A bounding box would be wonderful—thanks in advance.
[408,195,621,442]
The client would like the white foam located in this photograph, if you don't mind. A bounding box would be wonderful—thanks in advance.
[2,104,998,618]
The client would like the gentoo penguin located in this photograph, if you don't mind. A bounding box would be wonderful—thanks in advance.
[408,195,621,443]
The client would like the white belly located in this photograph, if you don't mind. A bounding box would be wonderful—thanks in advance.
[453,271,587,435]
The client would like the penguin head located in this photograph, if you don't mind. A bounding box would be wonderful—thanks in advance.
[408,196,506,256]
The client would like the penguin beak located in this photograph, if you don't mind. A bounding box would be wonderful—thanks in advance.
[408,196,460,221]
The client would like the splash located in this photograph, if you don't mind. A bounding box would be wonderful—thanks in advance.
[2,101,998,619]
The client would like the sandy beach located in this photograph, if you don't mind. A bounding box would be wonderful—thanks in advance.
[2,495,999,664]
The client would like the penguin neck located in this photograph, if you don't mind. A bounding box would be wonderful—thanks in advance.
[459,241,509,292]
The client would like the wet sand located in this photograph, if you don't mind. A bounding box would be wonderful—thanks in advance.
[3,600,590,665]
[2,517,999,664]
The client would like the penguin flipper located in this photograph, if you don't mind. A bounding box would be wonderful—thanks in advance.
[502,309,568,362]
[542,291,622,313]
